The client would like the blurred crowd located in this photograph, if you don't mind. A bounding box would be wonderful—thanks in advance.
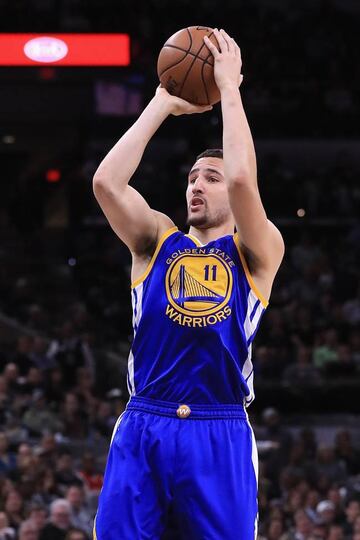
[256,408,360,540]
[254,224,360,387]
[0,348,359,539]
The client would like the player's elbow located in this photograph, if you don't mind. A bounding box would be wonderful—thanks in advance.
[227,173,256,196]
[226,159,256,187]
[227,170,252,188]
[93,170,113,198]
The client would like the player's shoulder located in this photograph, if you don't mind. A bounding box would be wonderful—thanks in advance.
[153,211,177,240]
[130,211,175,259]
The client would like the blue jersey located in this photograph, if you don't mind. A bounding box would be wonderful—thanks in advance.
[127,226,268,406]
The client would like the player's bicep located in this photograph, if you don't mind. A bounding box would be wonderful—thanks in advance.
[93,181,159,253]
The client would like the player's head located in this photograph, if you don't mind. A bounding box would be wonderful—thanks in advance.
[186,149,234,229]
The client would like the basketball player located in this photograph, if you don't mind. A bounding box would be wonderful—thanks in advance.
[93,28,284,540]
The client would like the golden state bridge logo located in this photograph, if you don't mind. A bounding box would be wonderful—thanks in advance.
[165,253,233,327]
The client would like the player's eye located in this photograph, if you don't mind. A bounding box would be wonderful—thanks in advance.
[189,177,196,184]
[208,176,218,182]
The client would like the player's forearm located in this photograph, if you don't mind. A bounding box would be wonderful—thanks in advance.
[220,85,257,186]
[93,94,171,188]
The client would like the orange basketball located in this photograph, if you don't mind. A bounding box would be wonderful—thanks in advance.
[157,26,220,106]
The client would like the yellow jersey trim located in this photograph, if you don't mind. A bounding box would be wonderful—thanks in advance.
[131,226,178,289]
[233,233,269,308]
[184,233,203,246]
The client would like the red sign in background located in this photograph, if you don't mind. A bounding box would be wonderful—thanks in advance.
[0,34,130,66]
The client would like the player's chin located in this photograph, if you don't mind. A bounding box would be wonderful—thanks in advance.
[186,213,208,227]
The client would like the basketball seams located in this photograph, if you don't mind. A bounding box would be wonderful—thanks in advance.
[162,44,213,67]
[186,27,193,51]
[158,49,189,79]
[158,28,193,80]
[178,30,214,101]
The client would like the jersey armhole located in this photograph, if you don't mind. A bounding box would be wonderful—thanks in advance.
[131,226,178,289]
[232,233,269,308]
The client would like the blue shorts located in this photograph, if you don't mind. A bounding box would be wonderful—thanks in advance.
[94,396,258,540]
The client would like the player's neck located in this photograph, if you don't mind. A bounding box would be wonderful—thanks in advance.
[187,224,235,245]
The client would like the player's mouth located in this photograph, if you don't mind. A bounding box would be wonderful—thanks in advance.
[190,197,205,210]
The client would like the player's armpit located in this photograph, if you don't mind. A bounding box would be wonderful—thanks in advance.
[93,180,173,255]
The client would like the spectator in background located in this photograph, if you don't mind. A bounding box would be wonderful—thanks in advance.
[0,376,11,410]
[327,487,345,524]
[73,368,95,414]
[0,434,16,475]
[65,485,93,538]
[315,446,347,486]
[316,499,336,525]
[18,520,38,540]
[280,508,313,540]
[45,368,66,408]
[253,344,288,381]
[13,443,34,481]
[4,490,24,532]
[22,391,62,437]
[304,490,320,523]
[47,323,90,388]
[27,505,47,535]
[327,524,344,540]
[12,443,34,479]
[264,518,284,540]
[291,232,322,272]
[353,515,360,538]
[64,529,89,540]
[326,344,357,378]
[11,336,34,376]
[93,401,114,439]
[298,428,317,461]
[39,499,71,540]
[257,408,293,489]
[29,337,55,372]
[342,285,360,325]
[35,434,59,468]
[283,345,322,387]
[3,364,20,396]
[334,430,360,476]
[59,393,88,439]
[0,511,15,539]
[343,499,360,537]
[31,468,60,507]
[25,368,44,395]
[77,453,103,495]
[55,453,83,495]
[313,328,339,370]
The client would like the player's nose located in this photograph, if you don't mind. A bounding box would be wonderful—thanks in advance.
[192,176,205,192]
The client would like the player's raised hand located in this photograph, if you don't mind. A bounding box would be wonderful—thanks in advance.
[204,29,243,92]
[155,86,213,116]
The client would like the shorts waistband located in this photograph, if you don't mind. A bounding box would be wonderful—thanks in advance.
[126,396,247,420]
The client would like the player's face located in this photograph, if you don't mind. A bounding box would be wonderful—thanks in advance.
[186,157,232,228]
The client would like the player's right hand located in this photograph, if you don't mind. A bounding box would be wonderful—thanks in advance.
[155,86,213,116]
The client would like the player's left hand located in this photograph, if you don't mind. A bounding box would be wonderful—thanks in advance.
[155,86,213,116]
[204,29,243,92]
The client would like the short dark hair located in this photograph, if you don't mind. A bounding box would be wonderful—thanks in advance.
[196,148,223,161]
